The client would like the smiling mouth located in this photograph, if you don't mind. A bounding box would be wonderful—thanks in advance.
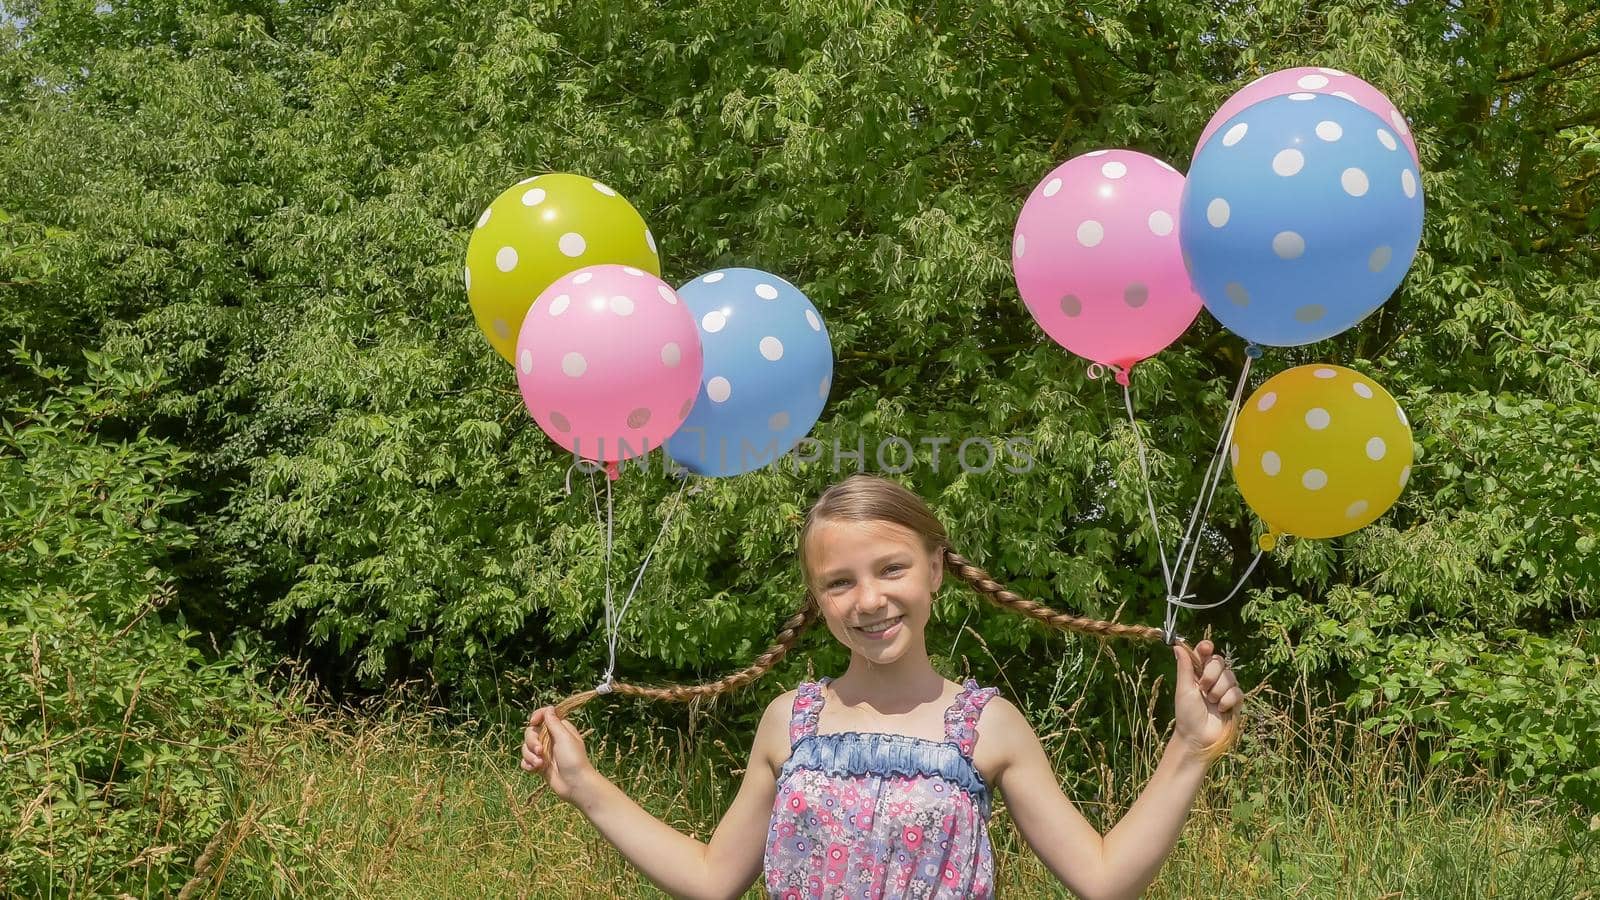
[854,616,904,635]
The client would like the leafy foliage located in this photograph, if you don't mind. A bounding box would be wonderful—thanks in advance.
[1,0,1596,819]
[0,344,288,896]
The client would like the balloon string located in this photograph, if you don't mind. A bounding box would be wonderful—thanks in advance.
[1121,382,1175,596]
[568,462,693,693]
[603,477,691,686]
[1165,550,1263,610]
[1164,354,1255,641]
[602,472,615,682]
[1174,355,1253,596]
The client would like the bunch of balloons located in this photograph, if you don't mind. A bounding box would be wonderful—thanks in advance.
[1012,66,1421,563]
[464,173,834,480]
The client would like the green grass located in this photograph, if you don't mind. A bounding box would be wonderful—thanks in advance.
[192,661,1598,899]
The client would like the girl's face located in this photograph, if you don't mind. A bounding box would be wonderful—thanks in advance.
[805,519,943,665]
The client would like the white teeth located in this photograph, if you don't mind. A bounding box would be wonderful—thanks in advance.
[857,616,902,634]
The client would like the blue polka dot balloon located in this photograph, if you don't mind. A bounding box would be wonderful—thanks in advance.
[665,268,833,477]
[1179,92,1424,346]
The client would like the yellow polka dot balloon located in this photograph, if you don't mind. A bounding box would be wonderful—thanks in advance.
[1230,364,1413,543]
[464,173,660,364]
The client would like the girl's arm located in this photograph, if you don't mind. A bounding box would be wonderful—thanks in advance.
[523,691,794,900]
[989,641,1239,900]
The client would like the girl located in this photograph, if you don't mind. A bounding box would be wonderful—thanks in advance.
[523,473,1243,899]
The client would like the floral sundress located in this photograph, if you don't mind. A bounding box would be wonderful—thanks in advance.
[763,676,1002,899]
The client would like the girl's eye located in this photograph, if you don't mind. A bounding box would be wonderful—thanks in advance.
[828,579,850,590]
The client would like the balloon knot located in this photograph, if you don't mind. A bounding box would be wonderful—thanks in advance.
[1244,343,1263,359]
[1258,532,1278,552]
[1114,367,1131,387]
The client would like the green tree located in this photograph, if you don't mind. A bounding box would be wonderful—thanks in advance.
[2,0,1596,813]
[0,342,288,895]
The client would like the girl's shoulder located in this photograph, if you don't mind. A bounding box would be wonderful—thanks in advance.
[754,687,803,777]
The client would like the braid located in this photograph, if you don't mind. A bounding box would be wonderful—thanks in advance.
[537,597,820,758]
[942,548,1241,766]
[533,471,1238,769]
[943,549,1167,643]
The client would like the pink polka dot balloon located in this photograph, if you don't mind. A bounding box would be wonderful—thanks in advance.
[516,264,703,474]
[1196,66,1419,167]
[1012,149,1201,375]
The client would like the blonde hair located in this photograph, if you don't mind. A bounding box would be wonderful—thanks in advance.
[543,473,1241,765]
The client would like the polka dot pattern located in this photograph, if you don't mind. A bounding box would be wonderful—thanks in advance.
[1011,149,1201,371]
[664,267,833,477]
[1194,66,1421,167]
[513,263,702,466]
[1230,364,1414,540]
[465,175,660,366]
[1181,93,1424,346]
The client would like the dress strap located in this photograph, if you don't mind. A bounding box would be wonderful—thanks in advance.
[787,678,829,747]
[944,678,1001,759]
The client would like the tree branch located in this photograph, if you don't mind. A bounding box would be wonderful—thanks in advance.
[1497,43,1600,83]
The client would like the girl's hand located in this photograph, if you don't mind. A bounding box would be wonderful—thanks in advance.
[522,706,600,804]
[1171,639,1243,756]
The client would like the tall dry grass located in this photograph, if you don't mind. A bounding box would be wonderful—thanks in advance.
[209,647,1594,899]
